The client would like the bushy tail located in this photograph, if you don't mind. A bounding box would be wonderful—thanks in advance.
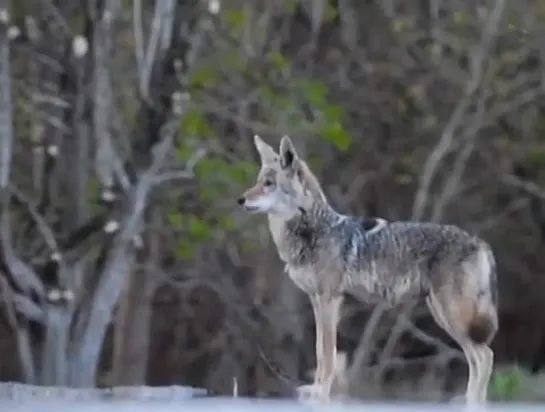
[468,311,497,344]
[467,245,499,345]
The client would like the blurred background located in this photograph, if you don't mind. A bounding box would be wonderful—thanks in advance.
[0,0,544,404]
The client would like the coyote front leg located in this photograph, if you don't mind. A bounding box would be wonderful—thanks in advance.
[299,294,341,402]
[310,295,324,386]
[320,295,342,401]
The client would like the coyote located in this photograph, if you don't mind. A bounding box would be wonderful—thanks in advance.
[237,135,498,404]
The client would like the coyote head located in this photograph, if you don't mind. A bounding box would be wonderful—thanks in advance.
[237,135,326,216]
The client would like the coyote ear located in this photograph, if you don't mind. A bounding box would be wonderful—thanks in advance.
[253,135,278,164]
[279,135,299,170]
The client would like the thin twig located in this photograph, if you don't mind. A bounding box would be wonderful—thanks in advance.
[412,0,506,220]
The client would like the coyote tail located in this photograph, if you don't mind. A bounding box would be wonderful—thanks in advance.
[467,245,498,345]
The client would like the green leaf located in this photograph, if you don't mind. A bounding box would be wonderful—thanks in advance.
[489,367,528,401]
[187,215,211,241]
[284,0,299,14]
[324,3,338,22]
[324,105,343,121]
[296,78,327,107]
[218,215,237,232]
[176,141,195,162]
[524,147,545,167]
[392,18,409,33]
[87,177,101,199]
[269,52,290,71]
[227,161,258,184]
[189,66,220,89]
[180,109,213,137]
[307,155,324,170]
[177,238,194,259]
[319,121,351,151]
[168,212,184,228]
[453,11,469,26]
[224,8,249,33]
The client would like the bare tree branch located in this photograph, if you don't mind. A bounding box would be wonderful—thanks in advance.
[0,7,44,300]
[71,97,190,386]
[93,0,121,196]
[9,184,60,256]
[429,91,488,222]
[138,1,176,100]
[12,293,45,323]
[412,0,506,220]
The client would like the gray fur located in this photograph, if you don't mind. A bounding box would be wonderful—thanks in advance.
[238,135,498,404]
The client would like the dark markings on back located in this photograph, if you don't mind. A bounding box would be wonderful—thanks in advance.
[357,217,384,233]
[336,217,385,268]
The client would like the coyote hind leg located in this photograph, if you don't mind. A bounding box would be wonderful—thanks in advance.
[426,294,478,402]
[472,343,494,402]
[426,291,496,404]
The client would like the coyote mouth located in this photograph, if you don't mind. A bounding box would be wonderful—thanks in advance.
[243,205,260,213]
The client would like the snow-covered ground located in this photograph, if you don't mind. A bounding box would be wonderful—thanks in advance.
[2,398,545,412]
[0,383,542,412]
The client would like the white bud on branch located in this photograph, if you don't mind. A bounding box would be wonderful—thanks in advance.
[101,189,117,203]
[104,220,120,233]
[208,0,220,15]
[47,145,59,157]
[47,289,62,303]
[62,289,75,302]
[0,9,9,24]
[72,35,89,58]
[7,26,20,40]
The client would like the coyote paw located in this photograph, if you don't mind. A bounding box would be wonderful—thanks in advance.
[296,384,330,404]
[462,399,489,412]
[462,404,489,412]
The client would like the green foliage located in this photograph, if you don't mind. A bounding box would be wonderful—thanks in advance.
[168,211,214,259]
[168,211,184,228]
[186,214,212,241]
[68,13,87,33]
[523,147,545,168]
[196,157,256,187]
[283,0,299,14]
[224,8,250,34]
[121,0,133,13]
[295,78,327,107]
[83,177,108,214]
[323,2,339,23]
[268,52,290,72]
[452,11,470,27]
[179,108,214,139]
[168,11,353,261]
[177,238,194,260]
[489,366,528,401]
[260,85,294,113]
[392,18,413,34]
[170,136,258,260]
[292,77,352,151]
[189,66,222,90]
[317,107,351,151]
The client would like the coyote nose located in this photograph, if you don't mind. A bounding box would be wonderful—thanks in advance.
[236,196,245,205]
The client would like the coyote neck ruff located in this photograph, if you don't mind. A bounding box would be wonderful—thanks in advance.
[238,135,498,405]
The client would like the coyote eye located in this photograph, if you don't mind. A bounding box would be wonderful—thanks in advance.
[263,179,274,187]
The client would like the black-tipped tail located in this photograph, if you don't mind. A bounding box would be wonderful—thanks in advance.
[468,313,497,344]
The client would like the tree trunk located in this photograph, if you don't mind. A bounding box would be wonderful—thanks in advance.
[111,266,157,385]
